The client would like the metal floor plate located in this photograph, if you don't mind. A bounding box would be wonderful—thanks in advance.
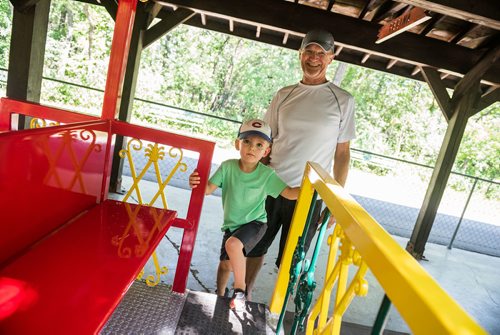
[101,280,186,335]
[175,290,281,335]
[100,281,282,335]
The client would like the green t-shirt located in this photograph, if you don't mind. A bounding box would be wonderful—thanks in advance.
[209,159,287,232]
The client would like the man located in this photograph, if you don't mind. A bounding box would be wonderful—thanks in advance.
[245,29,356,299]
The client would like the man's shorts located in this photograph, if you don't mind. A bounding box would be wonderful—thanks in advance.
[247,195,322,267]
[219,220,267,261]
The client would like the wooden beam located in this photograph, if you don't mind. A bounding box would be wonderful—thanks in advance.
[419,13,443,36]
[156,12,456,89]
[9,0,41,13]
[102,0,118,21]
[421,66,452,120]
[358,0,380,19]
[326,0,335,12]
[143,7,195,48]
[7,0,49,104]
[474,87,500,115]
[407,83,480,259]
[146,2,163,27]
[450,22,476,44]
[155,0,500,85]
[362,0,390,20]
[395,0,500,30]
[372,1,408,23]
[76,0,117,20]
[452,41,500,102]
[386,59,397,69]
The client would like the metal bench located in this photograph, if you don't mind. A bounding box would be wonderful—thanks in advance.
[0,119,177,334]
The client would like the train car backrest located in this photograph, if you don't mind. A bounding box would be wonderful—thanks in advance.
[0,120,111,265]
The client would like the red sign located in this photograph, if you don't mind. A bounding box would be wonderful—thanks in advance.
[376,7,431,44]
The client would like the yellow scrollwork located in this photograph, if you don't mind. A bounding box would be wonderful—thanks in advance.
[306,224,369,335]
[144,251,169,287]
[41,129,101,194]
[118,138,187,286]
[29,118,60,129]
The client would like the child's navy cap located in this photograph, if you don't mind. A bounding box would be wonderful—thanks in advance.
[238,119,272,143]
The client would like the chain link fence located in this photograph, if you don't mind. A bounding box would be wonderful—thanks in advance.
[2,69,497,257]
[119,117,499,257]
[350,150,499,257]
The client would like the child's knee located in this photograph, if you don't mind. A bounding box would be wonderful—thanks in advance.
[225,236,243,253]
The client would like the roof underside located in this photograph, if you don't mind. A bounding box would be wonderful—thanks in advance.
[149,0,499,92]
[69,0,500,92]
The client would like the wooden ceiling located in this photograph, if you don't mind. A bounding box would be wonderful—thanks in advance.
[146,0,499,92]
[55,0,498,94]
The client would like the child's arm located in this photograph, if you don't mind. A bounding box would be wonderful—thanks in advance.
[280,186,300,200]
[189,170,218,195]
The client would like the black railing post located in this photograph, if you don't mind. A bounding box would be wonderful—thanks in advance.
[371,294,392,335]
[448,177,478,249]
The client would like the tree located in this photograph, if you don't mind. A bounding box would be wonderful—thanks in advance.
[0,1,497,182]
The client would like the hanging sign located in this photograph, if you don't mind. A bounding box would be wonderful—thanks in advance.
[376,7,431,44]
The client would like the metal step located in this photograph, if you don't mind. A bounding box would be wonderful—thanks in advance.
[101,281,282,335]
[101,281,186,335]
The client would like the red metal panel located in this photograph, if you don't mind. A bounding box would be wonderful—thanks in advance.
[100,122,115,202]
[111,120,215,292]
[0,199,176,335]
[101,0,137,120]
[0,120,110,265]
[0,98,98,131]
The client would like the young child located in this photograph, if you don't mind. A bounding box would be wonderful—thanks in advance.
[189,119,299,310]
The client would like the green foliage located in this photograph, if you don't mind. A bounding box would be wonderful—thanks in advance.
[341,66,447,166]
[0,1,12,69]
[0,1,498,186]
[138,26,300,124]
[43,0,112,113]
[456,105,499,182]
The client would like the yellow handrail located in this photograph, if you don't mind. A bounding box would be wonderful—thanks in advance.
[269,162,486,335]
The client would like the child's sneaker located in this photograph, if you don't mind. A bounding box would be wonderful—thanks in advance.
[229,289,246,311]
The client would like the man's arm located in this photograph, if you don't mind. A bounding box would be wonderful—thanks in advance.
[333,141,350,187]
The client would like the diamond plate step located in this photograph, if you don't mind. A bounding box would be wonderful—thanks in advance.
[175,290,282,335]
[101,281,186,335]
[101,281,282,335]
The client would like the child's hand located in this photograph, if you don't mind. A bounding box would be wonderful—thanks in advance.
[189,169,201,189]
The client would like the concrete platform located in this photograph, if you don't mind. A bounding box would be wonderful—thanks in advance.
[111,178,500,334]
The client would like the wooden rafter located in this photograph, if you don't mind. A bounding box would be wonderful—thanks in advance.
[372,1,408,23]
[421,67,452,120]
[154,0,500,85]
[395,0,500,30]
[9,0,41,13]
[419,13,443,35]
[476,87,500,113]
[450,22,476,44]
[144,7,195,48]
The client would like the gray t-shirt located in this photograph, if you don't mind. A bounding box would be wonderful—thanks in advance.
[264,81,356,187]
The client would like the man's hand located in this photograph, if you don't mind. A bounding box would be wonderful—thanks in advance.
[318,208,336,229]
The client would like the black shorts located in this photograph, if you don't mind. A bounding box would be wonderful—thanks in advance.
[219,221,267,261]
[247,195,322,267]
